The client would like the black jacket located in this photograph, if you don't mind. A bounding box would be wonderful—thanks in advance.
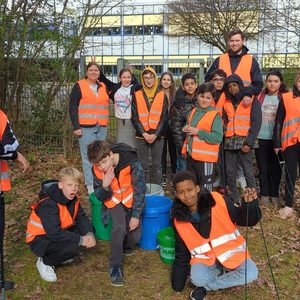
[205,46,263,97]
[29,181,94,257]
[0,111,19,160]
[171,190,261,292]
[170,88,197,150]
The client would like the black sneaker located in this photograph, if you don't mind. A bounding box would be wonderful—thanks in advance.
[189,287,207,300]
[161,174,167,186]
[109,266,124,286]
[123,248,135,256]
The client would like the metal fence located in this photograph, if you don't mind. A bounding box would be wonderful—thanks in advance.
[17,58,206,153]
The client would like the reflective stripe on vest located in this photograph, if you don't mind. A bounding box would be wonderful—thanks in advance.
[281,92,300,151]
[78,79,109,126]
[223,97,254,137]
[219,53,253,87]
[26,197,80,243]
[174,192,249,269]
[212,92,226,116]
[0,110,11,192]
[135,90,165,131]
[93,164,134,209]
[181,108,220,162]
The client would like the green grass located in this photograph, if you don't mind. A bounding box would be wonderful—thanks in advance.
[3,152,300,299]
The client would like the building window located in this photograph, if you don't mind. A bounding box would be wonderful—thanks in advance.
[101,65,118,76]
[110,27,121,35]
[154,25,163,34]
[124,26,134,35]
[144,25,154,35]
[134,26,143,35]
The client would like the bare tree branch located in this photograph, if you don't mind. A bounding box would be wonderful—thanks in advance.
[166,0,269,53]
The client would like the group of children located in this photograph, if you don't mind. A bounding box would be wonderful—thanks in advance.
[25,143,261,300]
[24,61,300,300]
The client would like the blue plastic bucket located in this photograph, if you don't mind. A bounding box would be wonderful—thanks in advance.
[146,183,165,196]
[140,195,173,250]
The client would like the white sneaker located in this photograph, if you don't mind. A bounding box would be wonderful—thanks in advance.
[279,206,295,219]
[36,258,57,282]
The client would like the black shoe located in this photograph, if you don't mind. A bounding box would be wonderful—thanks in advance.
[189,287,207,300]
[123,248,134,256]
[109,266,124,286]
[161,174,167,186]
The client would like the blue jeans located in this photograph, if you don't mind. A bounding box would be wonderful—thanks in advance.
[190,259,258,291]
[176,150,187,172]
[79,124,107,186]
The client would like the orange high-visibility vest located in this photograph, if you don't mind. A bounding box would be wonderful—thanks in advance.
[219,53,253,87]
[182,108,220,162]
[223,97,254,137]
[26,197,80,243]
[0,110,11,192]
[93,165,133,209]
[212,92,226,116]
[281,92,300,151]
[135,90,165,131]
[174,191,249,269]
[78,79,109,126]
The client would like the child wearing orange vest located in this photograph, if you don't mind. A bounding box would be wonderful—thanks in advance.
[207,69,227,191]
[182,83,223,191]
[131,66,168,184]
[171,170,260,300]
[26,167,95,282]
[255,70,288,207]
[87,141,145,287]
[222,74,262,204]
[274,71,300,219]
[0,109,29,290]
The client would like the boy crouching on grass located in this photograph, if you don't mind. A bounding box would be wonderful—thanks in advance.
[87,141,145,287]
[171,170,260,300]
[26,167,96,282]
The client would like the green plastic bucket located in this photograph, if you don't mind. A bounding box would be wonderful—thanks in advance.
[89,192,112,240]
[157,227,175,264]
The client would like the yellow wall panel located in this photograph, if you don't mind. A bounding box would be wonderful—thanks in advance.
[85,16,120,28]
[144,14,163,25]
[124,15,143,26]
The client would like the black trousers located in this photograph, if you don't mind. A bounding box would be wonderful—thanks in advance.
[282,142,300,207]
[161,125,177,175]
[187,157,214,191]
[43,240,79,267]
[255,139,282,197]
[109,204,141,268]
[0,192,6,283]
